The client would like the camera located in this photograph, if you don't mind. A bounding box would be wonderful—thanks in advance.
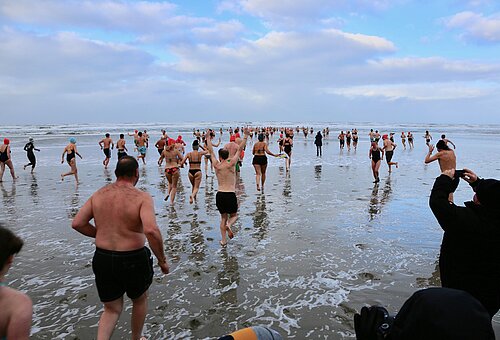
[455,169,466,177]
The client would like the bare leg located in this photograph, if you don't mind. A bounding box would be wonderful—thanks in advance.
[97,297,123,340]
[261,164,267,190]
[131,292,148,340]
[220,213,229,245]
[192,172,202,202]
[226,212,238,238]
[0,162,5,181]
[188,172,195,204]
[170,172,179,204]
[253,164,262,190]
[6,160,17,180]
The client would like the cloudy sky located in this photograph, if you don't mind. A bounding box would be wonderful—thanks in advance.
[1,0,500,124]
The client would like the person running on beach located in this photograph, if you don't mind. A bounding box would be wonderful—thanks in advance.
[424,130,432,146]
[136,132,147,164]
[338,131,345,150]
[61,138,82,184]
[116,134,128,159]
[441,134,456,149]
[252,133,278,191]
[0,225,33,340]
[401,132,407,150]
[99,133,114,169]
[0,139,18,182]
[382,134,399,172]
[206,128,249,246]
[283,134,293,172]
[407,131,414,149]
[155,136,167,165]
[425,140,457,202]
[159,138,183,205]
[346,131,352,151]
[180,140,207,204]
[353,130,359,150]
[369,142,384,183]
[368,129,375,142]
[72,156,169,340]
[277,134,284,153]
[204,130,221,176]
[23,137,40,173]
[314,131,323,157]
[142,130,149,148]
[128,130,139,151]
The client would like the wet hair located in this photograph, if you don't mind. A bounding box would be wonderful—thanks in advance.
[441,134,446,139]
[218,148,229,160]
[114,156,139,178]
[258,133,265,142]
[138,131,143,137]
[192,139,199,150]
[436,140,450,151]
[120,133,124,139]
[0,224,24,269]
[105,133,110,138]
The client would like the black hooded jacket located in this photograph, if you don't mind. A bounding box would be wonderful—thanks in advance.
[429,174,500,317]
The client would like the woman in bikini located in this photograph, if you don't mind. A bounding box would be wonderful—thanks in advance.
[61,137,82,184]
[283,134,293,172]
[180,140,207,204]
[159,138,184,204]
[407,131,414,149]
[0,139,18,182]
[252,133,278,191]
[401,132,407,150]
[369,141,384,183]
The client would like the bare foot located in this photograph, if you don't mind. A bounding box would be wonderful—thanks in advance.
[227,226,234,239]
[396,162,399,168]
[220,240,227,247]
[189,195,193,204]
[61,174,64,181]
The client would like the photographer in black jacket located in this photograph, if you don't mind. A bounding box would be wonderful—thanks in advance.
[429,168,500,318]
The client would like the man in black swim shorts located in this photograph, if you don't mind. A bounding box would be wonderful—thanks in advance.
[206,128,249,246]
[72,156,169,339]
[99,133,114,169]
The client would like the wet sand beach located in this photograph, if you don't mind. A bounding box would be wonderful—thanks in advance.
[2,122,500,339]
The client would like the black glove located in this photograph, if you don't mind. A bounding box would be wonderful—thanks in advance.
[354,306,392,340]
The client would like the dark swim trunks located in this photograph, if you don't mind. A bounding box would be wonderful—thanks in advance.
[103,148,111,159]
[386,150,394,163]
[117,150,127,159]
[216,191,238,214]
[92,247,153,302]
[252,155,267,165]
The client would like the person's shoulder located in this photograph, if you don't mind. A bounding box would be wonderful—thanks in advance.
[4,287,32,309]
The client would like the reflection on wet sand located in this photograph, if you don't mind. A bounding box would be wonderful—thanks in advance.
[189,212,206,263]
[166,207,183,263]
[30,174,39,203]
[0,182,17,218]
[368,175,393,221]
[217,249,240,306]
[252,194,268,241]
[67,189,80,219]
[314,164,322,181]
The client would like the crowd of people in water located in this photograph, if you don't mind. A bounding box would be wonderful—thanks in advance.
[2,124,500,340]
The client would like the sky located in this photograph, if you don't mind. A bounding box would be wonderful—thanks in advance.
[1,0,500,124]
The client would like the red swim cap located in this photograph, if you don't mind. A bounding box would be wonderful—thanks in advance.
[382,134,388,139]
[230,135,236,142]
[167,138,176,146]
[4,138,9,144]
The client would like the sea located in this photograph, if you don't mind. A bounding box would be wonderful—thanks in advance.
[1,121,499,339]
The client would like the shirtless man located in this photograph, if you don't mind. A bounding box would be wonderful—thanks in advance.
[128,130,139,151]
[136,132,147,164]
[99,133,114,169]
[206,128,249,246]
[72,156,169,340]
[382,134,399,172]
[441,134,456,149]
[0,225,32,340]
[155,136,167,165]
[116,134,128,159]
[425,140,457,201]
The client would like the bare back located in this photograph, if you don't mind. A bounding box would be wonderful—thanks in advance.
[215,160,237,192]
[437,150,456,171]
[223,142,239,158]
[91,183,149,251]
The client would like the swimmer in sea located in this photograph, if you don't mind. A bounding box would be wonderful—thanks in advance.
[0,138,18,182]
[159,138,184,205]
[23,137,40,173]
[61,137,82,184]
[99,133,114,169]
[181,139,208,204]
[425,140,457,202]
[382,134,399,173]
[252,133,278,191]
[369,141,384,183]
[116,134,128,159]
